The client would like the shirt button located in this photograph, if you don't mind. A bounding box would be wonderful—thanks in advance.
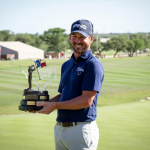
[72,69,73,71]
[75,62,77,64]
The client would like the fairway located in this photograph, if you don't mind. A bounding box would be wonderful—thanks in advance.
[0,101,150,150]
[0,56,150,150]
[0,56,150,115]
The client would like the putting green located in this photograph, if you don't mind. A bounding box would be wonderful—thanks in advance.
[0,101,150,150]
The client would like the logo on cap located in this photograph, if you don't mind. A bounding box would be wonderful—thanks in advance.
[73,24,87,30]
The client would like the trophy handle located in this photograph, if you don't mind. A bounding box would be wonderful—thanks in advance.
[44,67,57,91]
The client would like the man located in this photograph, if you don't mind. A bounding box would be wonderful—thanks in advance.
[37,19,104,150]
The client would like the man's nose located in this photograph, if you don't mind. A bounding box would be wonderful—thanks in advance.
[75,38,81,44]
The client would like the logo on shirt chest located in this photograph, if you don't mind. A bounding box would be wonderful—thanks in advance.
[76,67,84,75]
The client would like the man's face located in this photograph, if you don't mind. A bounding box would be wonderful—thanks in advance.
[70,32,93,55]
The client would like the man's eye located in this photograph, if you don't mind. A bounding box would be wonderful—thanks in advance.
[80,36,85,39]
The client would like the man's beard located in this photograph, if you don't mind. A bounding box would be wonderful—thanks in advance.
[72,43,89,55]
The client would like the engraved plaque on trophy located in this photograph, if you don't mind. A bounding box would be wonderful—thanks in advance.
[19,59,57,112]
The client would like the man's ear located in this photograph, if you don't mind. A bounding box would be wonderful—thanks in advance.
[90,36,94,44]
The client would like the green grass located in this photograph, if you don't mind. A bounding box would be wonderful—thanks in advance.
[65,49,129,57]
[0,56,150,115]
[98,101,150,150]
[0,101,150,150]
[100,50,127,56]
[0,56,150,150]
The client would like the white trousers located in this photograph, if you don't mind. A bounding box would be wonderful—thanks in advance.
[54,121,99,150]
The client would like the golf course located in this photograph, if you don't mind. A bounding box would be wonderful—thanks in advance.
[0,55,150,150]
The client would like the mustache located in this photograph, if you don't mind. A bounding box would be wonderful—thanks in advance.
[74,43,83,45]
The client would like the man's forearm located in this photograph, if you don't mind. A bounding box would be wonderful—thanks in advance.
[37,91,96,114]
[55,95,88,110]
[50,93,62,102]
[55,91,96,110]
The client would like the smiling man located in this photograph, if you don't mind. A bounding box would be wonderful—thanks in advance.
[37,19,104,150]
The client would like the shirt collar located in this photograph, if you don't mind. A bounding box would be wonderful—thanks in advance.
[71,49,92,60]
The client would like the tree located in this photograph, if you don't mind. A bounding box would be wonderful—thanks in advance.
[40,28,68,57]
[138,34,150,50]
[15,33,32,43]
[130,34,140,40]
[129,33,149,53]
[0,30,15,41]
[15,33,43,48]
[132,38,144,54]
[29,33,43,48]
[126,40,135,57]
[103,36,127,57]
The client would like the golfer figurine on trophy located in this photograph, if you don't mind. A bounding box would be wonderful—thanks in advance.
[19,59,57,112]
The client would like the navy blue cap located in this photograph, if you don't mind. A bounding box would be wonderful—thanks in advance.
[70,20,93,37]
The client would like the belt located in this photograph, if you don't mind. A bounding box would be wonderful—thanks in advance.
[57,121,91,127]
[57,122,77,127]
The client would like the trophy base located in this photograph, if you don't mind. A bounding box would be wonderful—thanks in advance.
[19,105,44,111]
[19,88,50,112]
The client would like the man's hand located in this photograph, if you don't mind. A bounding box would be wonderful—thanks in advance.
[37,102,56,114]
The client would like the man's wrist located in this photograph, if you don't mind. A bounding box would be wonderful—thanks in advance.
[54,101,61,110]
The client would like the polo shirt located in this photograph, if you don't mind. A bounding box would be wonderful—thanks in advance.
[56,49,104,122]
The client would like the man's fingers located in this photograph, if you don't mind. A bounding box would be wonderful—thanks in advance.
[37,102,55,114]
[36,102,45,107]
[30,111,37,113]
[24,103,46,113]
[25,110,37,113]
[38,108,48,114]
[38,109,44,114]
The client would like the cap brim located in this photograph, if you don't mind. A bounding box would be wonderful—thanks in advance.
[70,30,89,37]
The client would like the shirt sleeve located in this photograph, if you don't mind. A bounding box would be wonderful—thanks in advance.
[82,61,104,93]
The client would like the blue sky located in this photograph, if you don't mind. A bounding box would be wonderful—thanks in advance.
[0,0,149,34]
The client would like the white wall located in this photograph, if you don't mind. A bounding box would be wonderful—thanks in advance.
[18,50,44,60]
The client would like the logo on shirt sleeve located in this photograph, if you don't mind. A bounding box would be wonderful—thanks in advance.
[76,67,84,75]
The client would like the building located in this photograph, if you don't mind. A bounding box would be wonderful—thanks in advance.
[0,41,44,60]
[100,38,110,46]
